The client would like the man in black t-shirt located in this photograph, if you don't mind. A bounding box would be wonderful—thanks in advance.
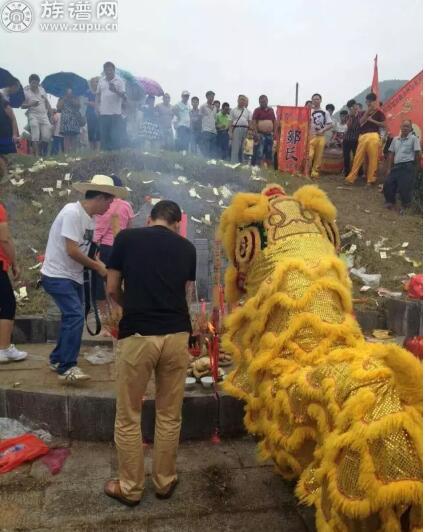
[104,200,196,507]
[345,92,386,186]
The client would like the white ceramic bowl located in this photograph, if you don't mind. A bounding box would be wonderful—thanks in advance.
[185,377,196,389]
[201,376,214,388]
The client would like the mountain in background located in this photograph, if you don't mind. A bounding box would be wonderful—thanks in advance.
[349,79,408,106]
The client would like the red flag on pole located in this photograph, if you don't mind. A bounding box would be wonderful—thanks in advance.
[371,54,380,101]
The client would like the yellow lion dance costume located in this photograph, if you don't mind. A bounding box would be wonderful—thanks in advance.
[220,184,422,531]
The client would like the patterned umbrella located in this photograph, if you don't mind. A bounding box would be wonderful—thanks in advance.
[136,77,164,97]
[42,72,89,97]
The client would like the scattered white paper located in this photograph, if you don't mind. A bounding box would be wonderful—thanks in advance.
[188,187,201,199]
[42,187,54,195]
[401,242,409,248]
[31,201,42,208]
[64,173,71,181]
[28,263,42,270]
[213,187,219,196]
[56,180,62,189]
[10,178,25,186]
[207,159,217,165]
[150,198,161,206]
[380,251,387,259]
[174,164,183,170]
[58,190,68,197]
[125,187,132,192]
[39,209,43,215]
[126,172,132,178]
[360,285,371,292]
[191,216,202,223]
[142,180,153,184]
[220,186,232,199]
[177,176,188,183]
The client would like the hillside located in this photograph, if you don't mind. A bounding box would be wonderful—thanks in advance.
[349,79,408,106]
[0,150,422,316]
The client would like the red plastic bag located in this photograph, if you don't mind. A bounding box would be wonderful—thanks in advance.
[41,448,70,475]
[0,434,49,474]
[406,274,423,300]
[404,336,423,361]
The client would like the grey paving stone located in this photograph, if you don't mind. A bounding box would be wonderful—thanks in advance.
[0,489,44,529]
[69,395,115,441]
[149,508,307,532]
[385,297,423,337]
[5,389,68,437]
[13,315,46,344]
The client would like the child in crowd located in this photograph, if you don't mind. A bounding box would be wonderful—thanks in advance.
[51,109,64,155]
[331,110,348,148]
[243,129,255,165]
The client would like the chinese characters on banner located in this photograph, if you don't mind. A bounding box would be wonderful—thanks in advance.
[383,71,423,140]
[276,106,310,175]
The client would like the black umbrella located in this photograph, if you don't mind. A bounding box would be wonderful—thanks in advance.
[8,86,25,108]
[0,67,17,89]
[0,67,24,108]
[42,72,89,98]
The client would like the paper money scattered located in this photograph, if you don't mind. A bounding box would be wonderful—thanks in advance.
[10,178,25,186]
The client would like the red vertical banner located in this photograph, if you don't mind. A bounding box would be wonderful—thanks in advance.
[371,54,380,101]
[383,71,423,140]
[276,106,310,175]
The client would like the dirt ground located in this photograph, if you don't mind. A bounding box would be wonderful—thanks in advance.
[0,149,422,315]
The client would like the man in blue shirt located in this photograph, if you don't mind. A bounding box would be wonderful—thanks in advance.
[383,120,421,213]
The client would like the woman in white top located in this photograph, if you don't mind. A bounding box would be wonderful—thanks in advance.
[229,95,252,164]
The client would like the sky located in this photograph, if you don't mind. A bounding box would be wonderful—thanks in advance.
[0,0,423,129]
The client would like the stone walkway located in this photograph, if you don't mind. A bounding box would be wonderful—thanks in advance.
[1,437,315,531]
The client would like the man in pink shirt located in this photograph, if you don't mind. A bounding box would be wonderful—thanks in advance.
[94,175,134,322]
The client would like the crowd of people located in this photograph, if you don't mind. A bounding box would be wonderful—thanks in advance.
[304,91,421,212]
[0,62,280,168]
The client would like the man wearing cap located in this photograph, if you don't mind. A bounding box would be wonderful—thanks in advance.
[41,175,128,384]
[173,91,191,152]
[200,90,217,158]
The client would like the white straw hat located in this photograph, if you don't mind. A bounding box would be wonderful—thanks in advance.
[73,174,128,199]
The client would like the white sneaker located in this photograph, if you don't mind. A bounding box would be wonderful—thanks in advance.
[58,366,91,384]
[0,344,28,363]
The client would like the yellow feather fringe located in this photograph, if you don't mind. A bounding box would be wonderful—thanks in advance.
[220,185,423,531]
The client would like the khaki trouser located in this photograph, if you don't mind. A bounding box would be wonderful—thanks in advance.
[346,132,380,184]
[309,135,326,177]
[115,332,189,501]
